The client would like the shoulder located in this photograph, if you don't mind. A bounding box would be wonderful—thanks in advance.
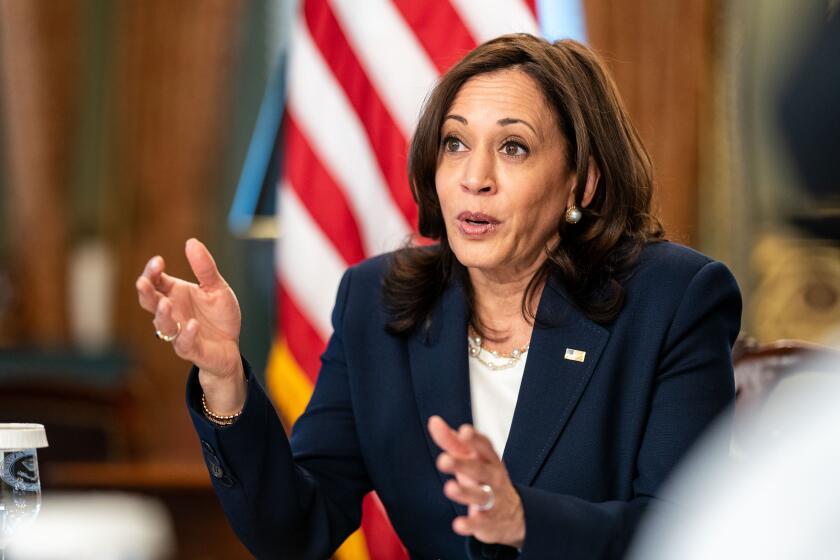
[635,240,713,275]
[623,240,740,307]
[343,245,440,288]
[330,252,394,319]
[337,247,418,312]
[337,246,445,331]
[326,252,395,334]
[608,242,741,362]
[343,251,394,288]
[631,240,728,285]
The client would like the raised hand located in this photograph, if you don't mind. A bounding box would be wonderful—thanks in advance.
[136,239,245,412]
[428,416,525,549]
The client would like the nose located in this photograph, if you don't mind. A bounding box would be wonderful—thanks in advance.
[460,149,497,195]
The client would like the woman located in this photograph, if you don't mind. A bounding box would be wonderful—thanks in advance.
[136,34,740,559]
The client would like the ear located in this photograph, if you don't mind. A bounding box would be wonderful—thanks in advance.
[580,157,600,208]
[566,156,601,209]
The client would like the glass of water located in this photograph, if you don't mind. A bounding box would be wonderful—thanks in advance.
[0,424,47,560]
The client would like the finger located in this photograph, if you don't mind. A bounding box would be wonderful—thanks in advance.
[140,256,176,293]
[172,318,201,361]
[452,514,481,536]
[153,297,181,340]
[428,416,474,458]
[142,255,162,278]
[136,276,162,313]
[444,478,494,508]
[436,452,494,483]
[141,255,164,285]
[185,238,226,289]
[453,470,479,489]
[157,271,177,293]
[457,424,500,463]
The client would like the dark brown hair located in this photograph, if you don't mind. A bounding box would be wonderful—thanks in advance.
[384,33,663,336]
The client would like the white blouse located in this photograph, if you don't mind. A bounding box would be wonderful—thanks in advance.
[468,349,527,458]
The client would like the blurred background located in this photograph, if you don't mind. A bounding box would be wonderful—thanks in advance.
[0,0,837,557]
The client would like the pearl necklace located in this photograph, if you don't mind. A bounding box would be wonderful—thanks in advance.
[467,333,530,371]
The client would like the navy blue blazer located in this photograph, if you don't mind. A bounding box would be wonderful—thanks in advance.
[187,241,741,559]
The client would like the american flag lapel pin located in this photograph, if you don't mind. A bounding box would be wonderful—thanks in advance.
[564,348,586,362]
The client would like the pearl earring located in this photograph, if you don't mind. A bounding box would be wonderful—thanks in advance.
[565,205,582,224]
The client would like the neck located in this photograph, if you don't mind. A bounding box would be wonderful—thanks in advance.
[467,254,547,345]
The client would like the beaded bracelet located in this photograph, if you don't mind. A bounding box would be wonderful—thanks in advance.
[202,393,243,426]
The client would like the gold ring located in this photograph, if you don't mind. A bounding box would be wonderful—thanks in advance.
[155,321,181,342]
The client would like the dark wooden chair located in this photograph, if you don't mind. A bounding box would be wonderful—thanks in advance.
[0,349,142,463]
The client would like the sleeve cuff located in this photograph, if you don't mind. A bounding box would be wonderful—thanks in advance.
[184,356,282,491]
[185,356,254,430]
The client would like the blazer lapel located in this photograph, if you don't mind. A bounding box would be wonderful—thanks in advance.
[407,279,473,517]
[502,276,610,486]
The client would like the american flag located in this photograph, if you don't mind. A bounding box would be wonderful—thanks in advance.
[260,1,578,558]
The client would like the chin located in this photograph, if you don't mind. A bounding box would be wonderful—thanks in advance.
[448,239,504,271]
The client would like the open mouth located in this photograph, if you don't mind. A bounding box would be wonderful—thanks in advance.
[456,211,500,236]
[457,211,500,224]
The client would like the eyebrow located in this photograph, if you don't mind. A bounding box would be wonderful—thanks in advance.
[444,114,539,137]
[497,117,539,136]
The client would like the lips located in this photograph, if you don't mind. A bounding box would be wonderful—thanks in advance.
[456,211,500,237]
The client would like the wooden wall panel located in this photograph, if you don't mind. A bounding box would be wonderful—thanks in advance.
[0,0,83,344]
[583,0,714,245]
[108,0,245,460]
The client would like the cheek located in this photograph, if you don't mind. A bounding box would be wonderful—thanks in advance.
[434,169,455,210]
[514,179,565,235]
[537,198,565,232]
[534,189,565,221]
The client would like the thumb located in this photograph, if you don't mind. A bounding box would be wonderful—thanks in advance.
[185,238,225,289]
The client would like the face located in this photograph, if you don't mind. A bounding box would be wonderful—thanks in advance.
[435,69,575,278]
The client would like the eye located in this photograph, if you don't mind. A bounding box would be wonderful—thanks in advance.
[501,140,528,158]
[442,135,466,153]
